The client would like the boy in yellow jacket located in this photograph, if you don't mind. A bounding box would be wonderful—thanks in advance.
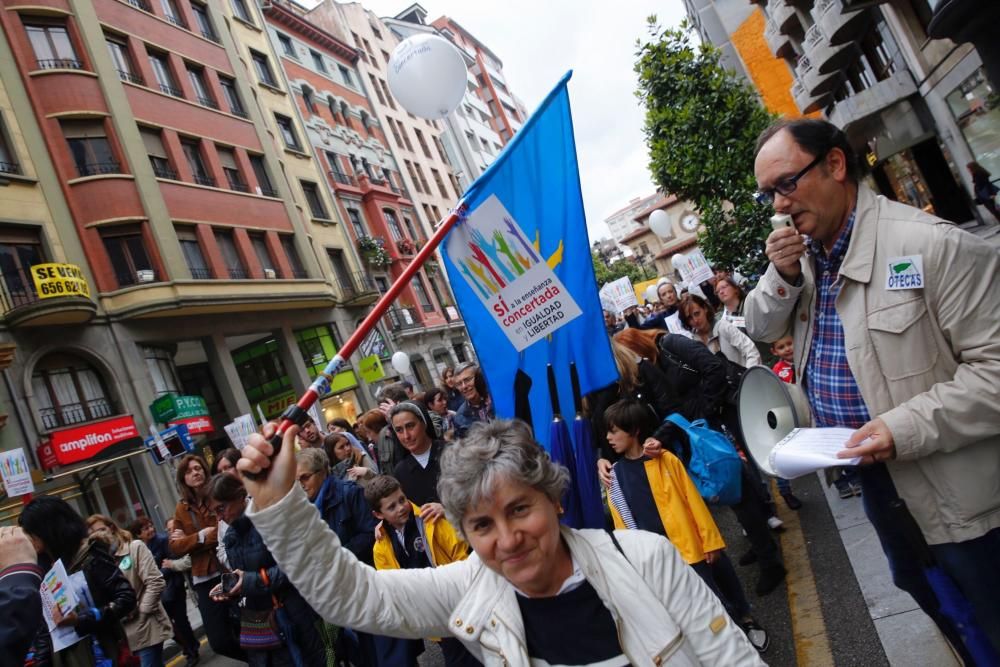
[604,399,770,654]
[364,475,477,666]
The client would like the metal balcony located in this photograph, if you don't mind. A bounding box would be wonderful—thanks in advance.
[770,1,801,34]
[764,19,796,58]
[828,68,917,132]
[36,58,83,70]
[812,0,871,45]
[803,23,858,74]
[795,55,841,97]
[337,270,379,306]
[792,76,834,115]
[384,307,421,332]
[76,161,121,177]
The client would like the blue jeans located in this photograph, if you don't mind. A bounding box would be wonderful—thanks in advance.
[858,465,973,663]
[930,526,1000,656]
[135,643,164,667]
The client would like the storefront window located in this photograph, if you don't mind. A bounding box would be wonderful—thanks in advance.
[321,389,360,426]
[947,67,1000,179]
[231,338,290,404]
[295,325,339,378]
[32,352,115,430]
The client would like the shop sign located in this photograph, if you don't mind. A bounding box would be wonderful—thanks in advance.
[30,263,91,299]
[168,415,214,435]
[47,415,139,466]
[261,371,359,418]
[37,441,58,470]
[359,354,385,383]
[150,394,209,423]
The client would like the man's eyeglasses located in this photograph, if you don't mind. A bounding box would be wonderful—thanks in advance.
[456,376,476,387]
[753,151,827,206]
[297,472,315,484]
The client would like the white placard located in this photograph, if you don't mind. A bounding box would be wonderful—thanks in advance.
[41,560,87,652]
[674,248,714,286]
[0,448,33,497]
[224,414,258,451]
[598,277,639,315]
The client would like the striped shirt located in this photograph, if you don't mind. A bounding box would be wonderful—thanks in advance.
[804,210,871,429]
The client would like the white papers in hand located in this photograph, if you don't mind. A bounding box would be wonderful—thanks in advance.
[769,427,861,479]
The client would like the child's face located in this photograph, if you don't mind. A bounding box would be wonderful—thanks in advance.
[772,336,794,362]
[375,489,412,529]
[606,425,640,455]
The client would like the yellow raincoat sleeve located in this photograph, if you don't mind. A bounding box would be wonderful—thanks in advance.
[662,453,726,555]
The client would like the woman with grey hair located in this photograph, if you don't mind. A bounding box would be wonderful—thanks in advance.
[238,419,764,666]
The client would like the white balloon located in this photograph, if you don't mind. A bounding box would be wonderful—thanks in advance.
[644,286,658,303]
[387,34,468,120]
[648,209,672,238]
[672,253,688,266]
[391,351,411,375]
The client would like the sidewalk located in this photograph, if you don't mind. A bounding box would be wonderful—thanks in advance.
[819,475,960,666]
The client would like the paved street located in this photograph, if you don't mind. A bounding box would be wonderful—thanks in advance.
[174,470,962,667]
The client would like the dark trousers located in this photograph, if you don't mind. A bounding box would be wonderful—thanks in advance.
[692,554,752,622]
[858,464,975,663]
[930,526,1000,656]
[440,638,483,666]
[193,578,245,662]
[728,465,782,571]
[162,595,199,658]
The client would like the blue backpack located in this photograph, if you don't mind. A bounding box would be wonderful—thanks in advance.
[664,413,743,505]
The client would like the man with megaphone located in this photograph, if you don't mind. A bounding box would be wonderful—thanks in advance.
[744,118,1000,658]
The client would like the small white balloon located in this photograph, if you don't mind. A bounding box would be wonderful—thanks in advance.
[648,209,672,238]
[391,351,411,375]
[644,285,658,303]
[387,34,468,120]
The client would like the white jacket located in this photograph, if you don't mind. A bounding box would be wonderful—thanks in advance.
[248,485,763,666]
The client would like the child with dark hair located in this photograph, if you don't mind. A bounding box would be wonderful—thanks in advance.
[603,399,770,653]
[364,475,476,666]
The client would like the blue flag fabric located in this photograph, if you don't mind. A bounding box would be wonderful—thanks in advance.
[441,71,618,463]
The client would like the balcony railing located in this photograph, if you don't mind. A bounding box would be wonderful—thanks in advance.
[259,184,279,197]
[228,267,249,279]
[192,174,216,187]
[0,271,38,313]
[163,14,187,29]
[0,161,21,175]
[384,306,420,332]
[813,0,870,45]
[36,58,83,70]
[117,69,144,85]
[40,399,114,430]
[116,269,157,287]
[151,164,178,179]
[158,83,183,97]
[76,161,121,177]
[227,177,250,193]
[197,95,218,109]
[189,267,212,279]
[125,0,153,11]
[329,170,356,186]
[337,270,378,301]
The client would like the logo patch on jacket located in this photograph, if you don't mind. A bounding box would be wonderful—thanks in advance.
[886,255,923,290]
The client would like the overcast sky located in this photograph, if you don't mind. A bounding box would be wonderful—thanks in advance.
[336,0,691,241]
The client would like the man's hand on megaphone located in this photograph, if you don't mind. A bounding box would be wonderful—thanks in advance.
[839,417,895,465]
[238,422,299,510]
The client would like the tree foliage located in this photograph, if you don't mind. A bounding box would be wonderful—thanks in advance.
[592,251,650,288]
[635,20,776,277]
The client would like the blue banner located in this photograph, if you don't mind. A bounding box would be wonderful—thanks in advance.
[442,71,618,454]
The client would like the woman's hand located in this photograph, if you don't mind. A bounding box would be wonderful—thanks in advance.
[347,466,370,481]
[53,607,78,628]
[642,438,664,458]
[705,549,721,565]
[597,458,612,489]
[169,529,185,541]
[238,422,299,510]
[420,502,445,523]
[209,583,225,602]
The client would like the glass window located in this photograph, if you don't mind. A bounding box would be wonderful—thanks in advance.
[0,226,44,307]
[187,65,215,107]
[249,154,276,196]
[143,346,181,396]
[338,65,353,86]
[61,120,118,177]
[276,33,295,57]
[181,138,213,185]
[302,87,317,114]
[250,233,275,273]
[106,37,139,83]
[379,78,395,110]
[411,275,433,312]
[251,50,276,87]
[176,225,210,278]
[310,50,326,73]
[231,0,253,24]
[294,325,340,380]
[191,3,216,40]
[301,180,328,219]
[140,126,174,178]
[947,67,1000,179]
[346,208,365,239]
[148,50,180,96]
[100,225,154,287]
[217,146,246,191]
[280,235,306,278]
[275,114,301,150]
[219,76,246,117]
[33,353,115,429]
[369,74,386,104]
[24,22,80,69]
[215,228,247,279]
[383,209,403,240]
[160,0,186,28]
[0,115,19,175]
[231,337,289,404]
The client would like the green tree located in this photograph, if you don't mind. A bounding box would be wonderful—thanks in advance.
[592,251,648,288]
[635,19,776,277]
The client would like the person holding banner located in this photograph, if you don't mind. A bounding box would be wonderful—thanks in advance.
[236,419,764,666]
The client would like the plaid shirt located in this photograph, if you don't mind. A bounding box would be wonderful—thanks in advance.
[804,210,871,429]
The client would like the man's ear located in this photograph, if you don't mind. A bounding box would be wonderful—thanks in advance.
[827,147,849,183]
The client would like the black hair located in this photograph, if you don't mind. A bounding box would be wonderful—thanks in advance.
[19,496,88,565]
[604,399,659,443]
[207,471,247,503]
[213,447,241,474]
[423,387,445,405]
[755,118,860,182]
[329,417,355,435]
[380,383,410,403]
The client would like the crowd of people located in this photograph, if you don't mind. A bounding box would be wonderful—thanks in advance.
[4,117,998,666]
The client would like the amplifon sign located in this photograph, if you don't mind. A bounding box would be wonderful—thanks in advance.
[46,415,139,466]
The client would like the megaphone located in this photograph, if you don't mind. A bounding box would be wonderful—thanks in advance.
[737,366,812,476]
